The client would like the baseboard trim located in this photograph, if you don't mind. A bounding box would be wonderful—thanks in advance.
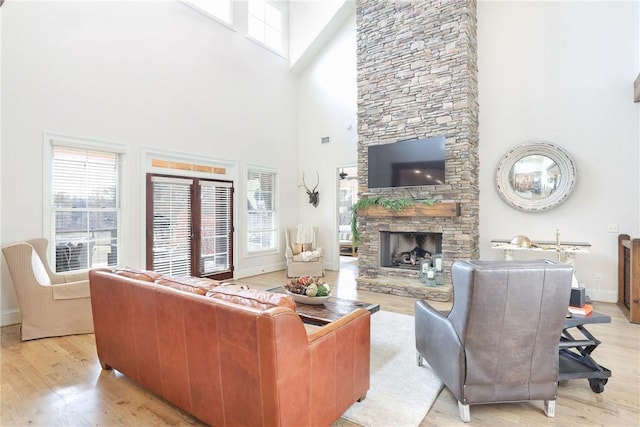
[235,262,287,279]
[1,309,21,327]
[587,289,617,304]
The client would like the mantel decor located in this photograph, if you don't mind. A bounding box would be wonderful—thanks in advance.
[351,197,459,245]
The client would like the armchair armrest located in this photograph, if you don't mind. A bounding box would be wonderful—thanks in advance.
[285,247,293,260]
[52,279,91,300]
[62,271,90,283]
[415,300,465,398]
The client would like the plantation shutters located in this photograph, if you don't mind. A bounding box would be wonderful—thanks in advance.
[147,174,233,280]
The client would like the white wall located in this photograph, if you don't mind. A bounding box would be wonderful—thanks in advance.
[1,1,299,325]
[478,1,640,302]
[297,13,358,270]
[289,0,347,66]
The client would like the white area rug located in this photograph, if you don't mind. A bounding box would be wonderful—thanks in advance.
[341,311,443,427]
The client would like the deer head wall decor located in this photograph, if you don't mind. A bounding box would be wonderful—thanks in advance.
[302,171,320,207]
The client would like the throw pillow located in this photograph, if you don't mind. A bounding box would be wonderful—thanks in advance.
[156,276,220,296]
[206,287,296,311]
[113,266,163,282]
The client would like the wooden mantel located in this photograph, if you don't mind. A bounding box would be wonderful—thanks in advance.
[359,202,460,218]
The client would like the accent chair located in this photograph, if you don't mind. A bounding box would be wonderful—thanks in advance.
[285,226,324,277]
[415,259,573,422]
[2,238,94,340]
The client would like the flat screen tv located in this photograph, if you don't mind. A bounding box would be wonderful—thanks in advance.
[368,136,445,189]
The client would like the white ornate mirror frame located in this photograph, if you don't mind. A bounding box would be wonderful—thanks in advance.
[495,141,577,212]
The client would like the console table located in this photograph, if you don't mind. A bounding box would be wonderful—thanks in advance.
[491,239,591,266]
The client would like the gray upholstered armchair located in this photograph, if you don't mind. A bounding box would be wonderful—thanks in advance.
[2,238,94,341]
[415,260,573,422]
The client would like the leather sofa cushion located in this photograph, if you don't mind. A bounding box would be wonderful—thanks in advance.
[206,286,296,311]
[156,276,221,296]
[113,267,163,282]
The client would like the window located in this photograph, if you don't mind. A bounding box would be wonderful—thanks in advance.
[247,168,276,252]
[50,145,121,272]
[147,174,234,280]
[149,176,193,276]
[182,0,234,26]
[198,180,233,276]
[247,0,286,54]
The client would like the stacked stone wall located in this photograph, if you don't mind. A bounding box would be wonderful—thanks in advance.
[356,0,479,298]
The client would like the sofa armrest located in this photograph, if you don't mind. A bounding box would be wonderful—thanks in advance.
[306,308,368,343]
[415,300,465,399]
[306,308,370,422]
[285,247,293,260]
[52,279,91,300]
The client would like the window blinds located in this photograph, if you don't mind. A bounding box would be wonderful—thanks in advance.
[199,180,232,276]
[247,169,276,252]
[149,175,233,278]
[51,146,120,272]
[151,176,193,277]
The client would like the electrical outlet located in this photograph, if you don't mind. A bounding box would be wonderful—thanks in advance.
[607,224,618,233]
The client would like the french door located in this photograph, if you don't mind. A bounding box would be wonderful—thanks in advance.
[146,174,234,280]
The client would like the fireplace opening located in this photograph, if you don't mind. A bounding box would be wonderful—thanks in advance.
[379,231,443,270]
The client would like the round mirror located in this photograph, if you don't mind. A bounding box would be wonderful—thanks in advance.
[495,141,577,212]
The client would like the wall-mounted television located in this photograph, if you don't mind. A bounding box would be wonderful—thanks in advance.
[367,136,445,189]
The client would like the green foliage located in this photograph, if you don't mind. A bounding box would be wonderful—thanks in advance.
[350,196,439,246]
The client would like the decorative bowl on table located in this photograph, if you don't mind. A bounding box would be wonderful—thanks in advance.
[285,290,331,305]
[284,276,331,305]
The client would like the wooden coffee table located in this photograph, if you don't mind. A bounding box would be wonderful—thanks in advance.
[267,286,380,326]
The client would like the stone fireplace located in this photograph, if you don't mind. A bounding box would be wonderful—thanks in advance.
[355,0,479,301]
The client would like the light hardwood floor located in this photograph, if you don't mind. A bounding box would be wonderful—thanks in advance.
[2,257,639,426]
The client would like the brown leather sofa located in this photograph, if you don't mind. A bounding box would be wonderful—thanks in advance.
[415,260,573,422]
[89,268,370,426]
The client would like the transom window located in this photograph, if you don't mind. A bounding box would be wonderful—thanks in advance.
[247,0,286,54]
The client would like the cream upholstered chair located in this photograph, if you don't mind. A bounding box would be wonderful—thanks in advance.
[285,225,324,277]
[2,238,94,341]
[415,260,573,422]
